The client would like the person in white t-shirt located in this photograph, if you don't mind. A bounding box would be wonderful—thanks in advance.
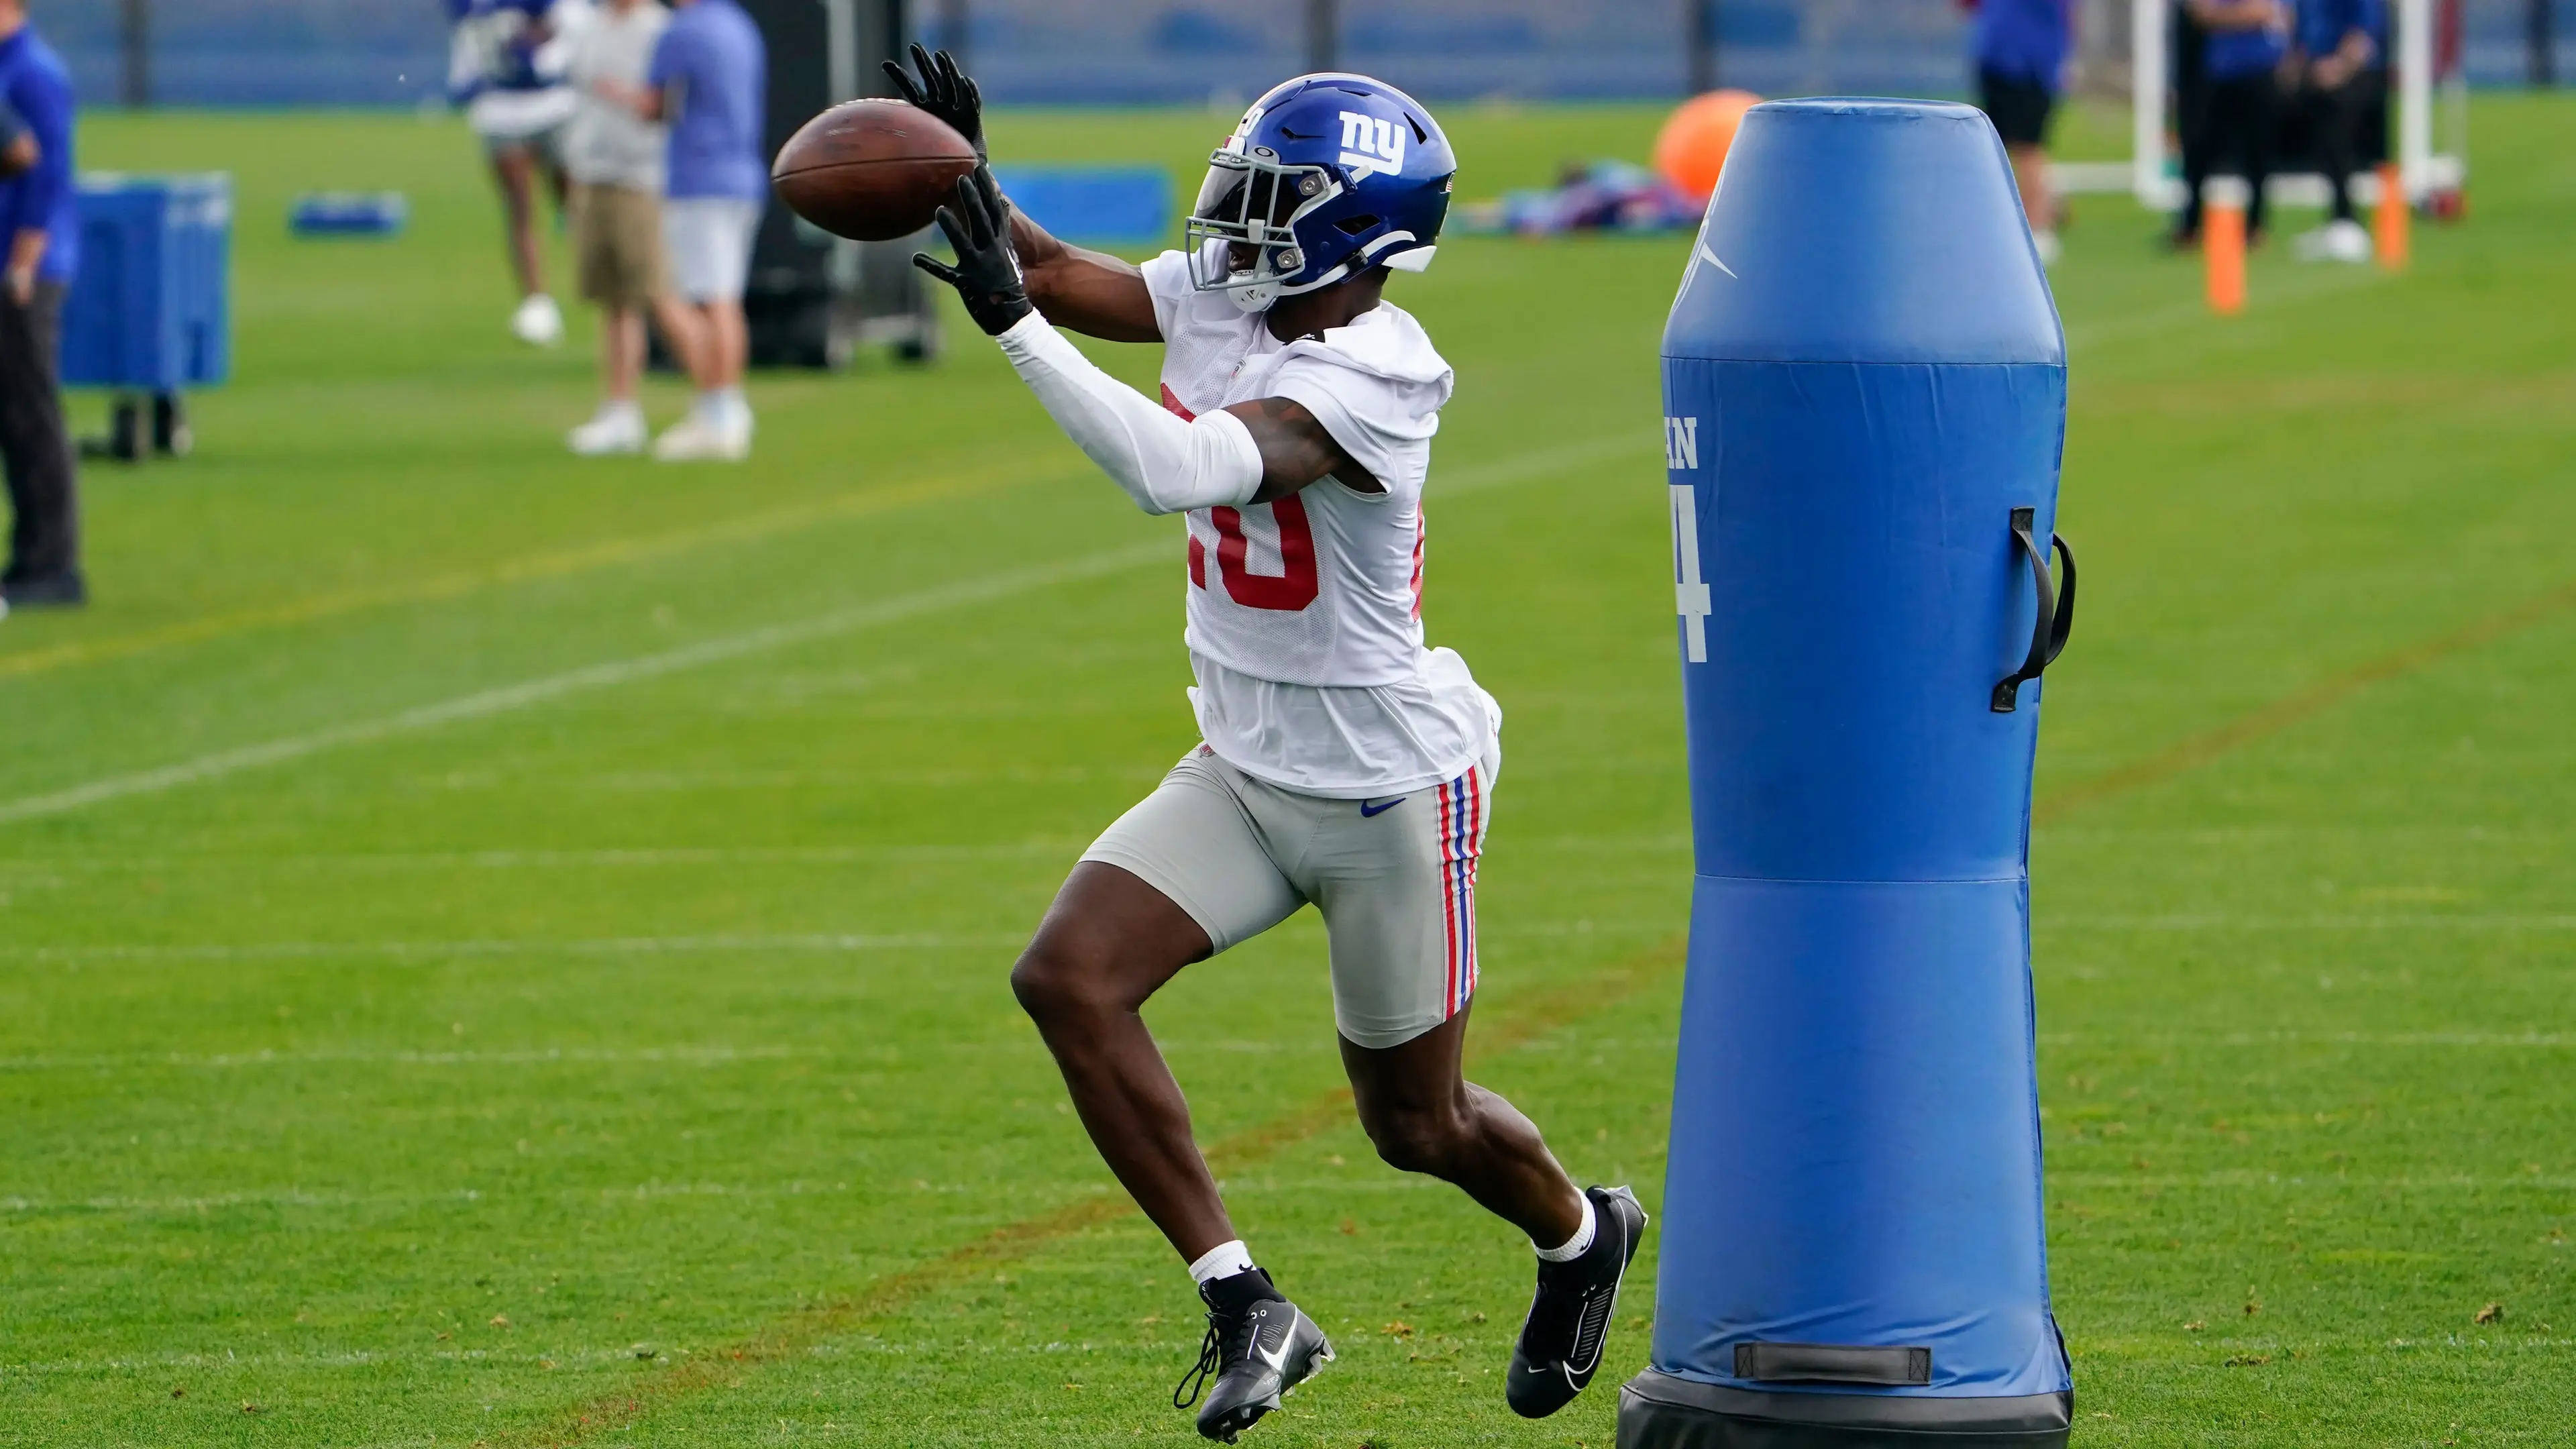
[892,50,1643,1444]
[559,0,669,455]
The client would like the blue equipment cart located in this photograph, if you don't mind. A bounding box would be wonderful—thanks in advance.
[60,172,233,460]
[987,166,1171,247]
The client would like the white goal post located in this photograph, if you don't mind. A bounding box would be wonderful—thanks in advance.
[2056,0,2467,209]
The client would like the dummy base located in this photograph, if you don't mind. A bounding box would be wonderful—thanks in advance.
[1617,1369,2071,1449]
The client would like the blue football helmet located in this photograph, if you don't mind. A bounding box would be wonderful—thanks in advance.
[1185,73,1457,313]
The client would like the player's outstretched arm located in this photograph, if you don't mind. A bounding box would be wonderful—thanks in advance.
[1008,214,1161,344]
[885,46,1157,343]
[918,172,1251,514]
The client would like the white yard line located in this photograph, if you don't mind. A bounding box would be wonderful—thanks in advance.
[0,1042,813,1072]
[2,915,1659,969]
[1,435,1648,828]
[0,842,1093,871]
[1439,431,1656,498]
[2043,913,2576,931]
[2040,1029,2571,1048]
[9,1166,2565,1224]
[0,544,1166,825]
[0,930,1029,964]
[2060,265,2387,352]
[0,830,1688,875]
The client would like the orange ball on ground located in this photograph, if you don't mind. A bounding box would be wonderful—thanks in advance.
[1654,89,1762,203]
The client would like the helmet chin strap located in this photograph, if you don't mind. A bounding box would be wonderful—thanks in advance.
[1230,248,1373,313]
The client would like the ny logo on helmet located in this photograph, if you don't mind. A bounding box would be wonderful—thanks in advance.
[1338,111,1407,181]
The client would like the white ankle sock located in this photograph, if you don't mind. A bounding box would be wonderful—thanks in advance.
[1534,1193,1597,1262]
[1186,1239,1256,1285]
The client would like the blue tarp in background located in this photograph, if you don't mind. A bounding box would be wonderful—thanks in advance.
[40,0,2575,109]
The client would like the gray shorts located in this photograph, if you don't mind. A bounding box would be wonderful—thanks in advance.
[481,124,564,169]
[1082,742,1499,1049]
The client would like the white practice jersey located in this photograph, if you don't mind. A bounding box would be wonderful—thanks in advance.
[1141,251,1497,800]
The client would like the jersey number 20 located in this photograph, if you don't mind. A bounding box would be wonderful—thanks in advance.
[1190,497,1320,612]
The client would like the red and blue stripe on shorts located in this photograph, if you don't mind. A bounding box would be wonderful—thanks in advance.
[1433,765,1485,1019]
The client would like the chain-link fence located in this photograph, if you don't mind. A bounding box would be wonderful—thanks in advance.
[37,0,2575,108]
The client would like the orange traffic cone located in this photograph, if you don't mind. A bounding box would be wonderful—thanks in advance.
[2373,162,2409,271]
[2204,176,2248,316]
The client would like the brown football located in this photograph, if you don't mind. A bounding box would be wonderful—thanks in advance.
[770,99,979,242]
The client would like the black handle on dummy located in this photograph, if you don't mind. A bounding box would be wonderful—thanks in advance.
[1992,506,2076,713]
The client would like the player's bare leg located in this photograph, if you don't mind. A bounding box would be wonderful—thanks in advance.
[490,142,545,301]
[706,299,749,392]
[1340,1007,1583,1244]
[2005,139,2060,263]
[488,141,561,345]
[1012,862,1330,1440]
[1010,861,1236,1258]
[1344,1007,1644,1415]
[651,294,712,388]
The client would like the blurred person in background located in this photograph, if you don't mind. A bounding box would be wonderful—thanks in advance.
[561,0,669,455]
[1965,0,2074,265]
[2168,0,2213,245]
[0,0,81,610]
[2288,0,2384,263]
[449,0,589,347]
[2171,0,2290,248]
[613,0,766,462]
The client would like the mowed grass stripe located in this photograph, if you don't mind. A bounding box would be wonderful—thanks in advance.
[2035,573,2576,824]
[0,433,1652,686]
[0,543,1162,824]
[0,435,1643,826]
[17,411,2549,837]
[509,935,1688,1449]
[0,461,1049,681]
[0,931,1032,963]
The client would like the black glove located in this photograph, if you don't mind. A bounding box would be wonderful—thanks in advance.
[916,166,1032,336]
[883,44,985,162]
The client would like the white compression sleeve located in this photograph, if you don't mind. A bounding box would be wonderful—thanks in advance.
[994,311,1265,516]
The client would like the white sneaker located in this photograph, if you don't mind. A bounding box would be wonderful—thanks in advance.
[568,406,647,455]
[651,413,751,462]
[2031,229,2062,267]
[2294,218,2371,264]
[511,293,565,347]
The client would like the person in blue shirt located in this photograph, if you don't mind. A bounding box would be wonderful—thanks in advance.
[2288,0,2385,262]
[1967,0,2075,266]
[2173,0,2292,247]
[449,0,582,347]
[600,0,765,461]
[0,0,82,608]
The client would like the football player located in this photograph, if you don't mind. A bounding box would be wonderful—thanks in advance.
[890,48,1645,1442]
[447,0,584,347]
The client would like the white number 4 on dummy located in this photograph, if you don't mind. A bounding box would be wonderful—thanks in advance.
[1665,416,1709,663]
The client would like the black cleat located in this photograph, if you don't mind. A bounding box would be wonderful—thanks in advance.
[1507,1184,1647,1419]
[0,570,85,609]
[1173,1268,1334,1442]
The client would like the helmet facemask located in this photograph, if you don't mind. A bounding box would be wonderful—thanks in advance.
[1185,151,1340,314]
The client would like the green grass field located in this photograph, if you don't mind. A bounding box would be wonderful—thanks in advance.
[3,98,2571,1447]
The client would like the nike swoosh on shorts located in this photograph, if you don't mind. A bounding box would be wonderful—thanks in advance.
[1359,797,1405,817]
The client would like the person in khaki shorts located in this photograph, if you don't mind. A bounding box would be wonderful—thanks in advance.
[560,0,669,455]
